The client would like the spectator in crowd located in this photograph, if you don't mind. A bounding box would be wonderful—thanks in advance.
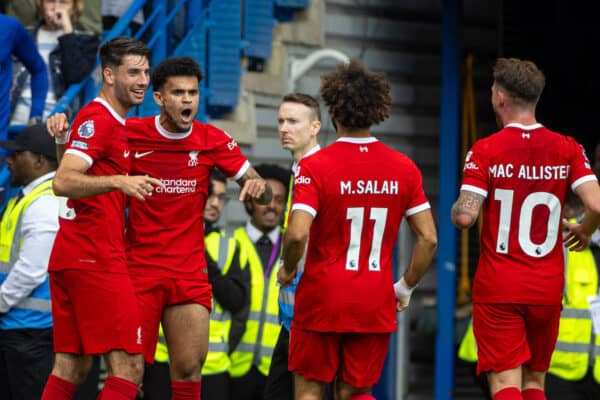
[0,124,59,400]
[230,163,290,400]
[452,57,600,400]
[10,0,100,126]
[264,93,323,400]
[0,13,48,140]
[0,12,48,214]
[102,0,144,36]
[279,60,437,400]
[5,0,101,34]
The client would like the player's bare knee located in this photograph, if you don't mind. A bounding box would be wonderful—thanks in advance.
[106,352,144,384]
[52,354,92,385]
[169,357,202,381]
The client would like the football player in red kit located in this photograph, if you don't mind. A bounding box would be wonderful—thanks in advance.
[47,56,271,400]
[452,58,600,400]
[43,37,163,400]
[279,60,438,400]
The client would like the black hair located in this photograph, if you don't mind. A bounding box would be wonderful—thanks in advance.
[211,168,226,185]
[151,56,203,91]
[320,60,391,129]
[99,36,151,70]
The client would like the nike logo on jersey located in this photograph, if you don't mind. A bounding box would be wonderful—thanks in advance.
[135,151,154,159]
[123,151,130,158]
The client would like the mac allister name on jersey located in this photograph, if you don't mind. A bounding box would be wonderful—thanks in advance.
[488,164,571,180]
[339,180,399,195]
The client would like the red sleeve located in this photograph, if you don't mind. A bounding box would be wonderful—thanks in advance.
[64,115,108,165]
[460,139,490,198]
[208,127,249,180]
[405,158,430,216]
[566,136,598,189]
[291,159,320,217]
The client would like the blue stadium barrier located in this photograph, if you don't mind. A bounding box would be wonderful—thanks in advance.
[207,0,244,109]
[244,0,276,60]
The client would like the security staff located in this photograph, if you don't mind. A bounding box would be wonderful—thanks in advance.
[0,124,59,399]
[143,169,249,400]
[229,164,290,400]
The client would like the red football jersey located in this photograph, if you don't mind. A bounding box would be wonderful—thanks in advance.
[49,98,130,272]
[291,137,430,332]
[461,123,597,305]
[125,116,249,278]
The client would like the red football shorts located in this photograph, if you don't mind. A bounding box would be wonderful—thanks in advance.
[473,303,561,375]
[131,274,212,363]
[288,327,391,388]
[50,270,143,356]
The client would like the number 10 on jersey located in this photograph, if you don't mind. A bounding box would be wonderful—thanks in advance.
[346,207,388,272]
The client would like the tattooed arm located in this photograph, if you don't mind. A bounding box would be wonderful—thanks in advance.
[451,190,485,229]
[236,166,273,205]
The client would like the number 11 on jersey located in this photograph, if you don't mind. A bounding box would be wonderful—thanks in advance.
[346,207,388,271]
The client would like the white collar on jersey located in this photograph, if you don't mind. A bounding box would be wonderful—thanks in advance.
[336,137,378,144]
[505,122,543,130]
[93,97,126,126]
[154,115,193,140]
[292,144,321,173]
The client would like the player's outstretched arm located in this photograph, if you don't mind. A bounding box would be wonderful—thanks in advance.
[396,209,438,312]
[451,190,485,229]
[564,181,600,250]
[236,166,272,204]
[53,154,164,200]
[46,112,70,162]
[279,210,313,286]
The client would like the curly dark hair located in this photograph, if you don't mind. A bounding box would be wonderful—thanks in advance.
[320,60,391,129]
[493,58,545,103]
[151,56,203,91]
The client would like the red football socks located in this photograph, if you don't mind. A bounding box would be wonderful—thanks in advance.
[41,374,77,400]
[171,380,201,400]
[349,394,376,400]
[493,387,523,400]
[522,388,546,400]
[99,376,138,400]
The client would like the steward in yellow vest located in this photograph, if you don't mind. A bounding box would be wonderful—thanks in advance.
[229,164,289,400]
[459,220,600,399]
[0,124,61,399]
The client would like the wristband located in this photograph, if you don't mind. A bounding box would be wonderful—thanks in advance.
[55,130,70,145]
[394,277,416,307]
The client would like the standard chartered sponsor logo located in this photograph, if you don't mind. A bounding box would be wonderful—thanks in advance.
[155,178,197,194]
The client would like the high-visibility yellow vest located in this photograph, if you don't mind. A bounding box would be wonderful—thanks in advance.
[458,320,477,362]
[0,180,54,330]
[549,243,600,382]
[154,230,241,376]
[229,227,280,377]
[458,233,600,383]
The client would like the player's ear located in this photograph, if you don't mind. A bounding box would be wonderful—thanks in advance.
[103,66,115,85]
[311,119,321,135]
[153,91,164,107]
